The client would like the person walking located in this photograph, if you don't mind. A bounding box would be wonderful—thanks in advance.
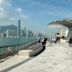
[42,38,47,48]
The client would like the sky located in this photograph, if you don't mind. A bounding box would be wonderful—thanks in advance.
[0,0,72,36]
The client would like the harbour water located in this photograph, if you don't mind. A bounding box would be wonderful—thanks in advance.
[0,37,37,47]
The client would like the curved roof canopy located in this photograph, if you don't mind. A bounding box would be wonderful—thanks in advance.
[48,19,72,28]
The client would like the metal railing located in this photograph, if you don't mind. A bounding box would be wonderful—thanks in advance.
[0,37,38,59]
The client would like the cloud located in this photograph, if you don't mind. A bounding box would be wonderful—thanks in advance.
[0,7,13,26]
[0,0,12,8]
[16,7,28,19]
[0,0,4,4]
[0,0,29,26]
[16,8,23,13]
[9,17,15,21]
[0,7,3,11]
[0,0,12,23]
[20,14,28,19]
[0,7,9,18]
[7,3,12,7]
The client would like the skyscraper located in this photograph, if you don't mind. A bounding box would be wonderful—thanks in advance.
[18,19,21,37]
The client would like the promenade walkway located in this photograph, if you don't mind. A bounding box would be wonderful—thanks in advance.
[1,41,72,72]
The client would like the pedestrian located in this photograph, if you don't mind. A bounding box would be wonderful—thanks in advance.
[39,38,41,43]
[42,38,47,47]
[69,37,72,47]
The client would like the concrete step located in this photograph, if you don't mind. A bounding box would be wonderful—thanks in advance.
[18,50,32,56]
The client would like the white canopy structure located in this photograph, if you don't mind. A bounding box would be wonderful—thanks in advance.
[48,18,72,38]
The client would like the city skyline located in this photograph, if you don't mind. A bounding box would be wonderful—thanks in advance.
[0,0,72,36]
[0,19,46,38]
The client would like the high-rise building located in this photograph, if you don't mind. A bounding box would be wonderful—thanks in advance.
[21,28,26,37]
[28,30,33,37]
[18,19,21,37]
[6,29,17,38]
[38,33,42,38]
[0,25,17,38]
[23,28,26,37]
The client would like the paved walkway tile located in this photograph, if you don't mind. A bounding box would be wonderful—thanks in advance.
[7,42,72,72]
